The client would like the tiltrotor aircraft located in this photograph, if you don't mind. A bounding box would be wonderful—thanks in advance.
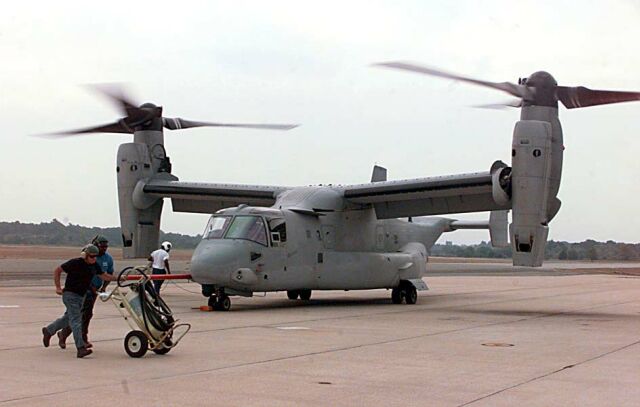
[50,67,640,311]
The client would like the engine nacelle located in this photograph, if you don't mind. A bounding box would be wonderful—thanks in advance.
[117,142,162,258]
[117,131,177,259]
[509,119,555,266]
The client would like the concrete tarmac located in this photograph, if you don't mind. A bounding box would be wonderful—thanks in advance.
[1,264,640,406]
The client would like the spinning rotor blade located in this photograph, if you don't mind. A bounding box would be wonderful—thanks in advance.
[87,84,141,118]
[163,117,298,131]
[374,61,534,100]
[474,99,523,109]
[376,61,640,110]
[37,121,132,138]
[556,86,640,109]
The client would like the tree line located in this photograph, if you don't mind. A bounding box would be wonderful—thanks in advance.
[1,220,638,260]
[432,239,640,261]
[0,219,201,249]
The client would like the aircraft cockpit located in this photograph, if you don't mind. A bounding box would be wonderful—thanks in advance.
[202,208,286,248]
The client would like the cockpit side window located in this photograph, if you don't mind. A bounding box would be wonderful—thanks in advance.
[203,216,232,240]
[268,218,287,244]
[225,216,268,246]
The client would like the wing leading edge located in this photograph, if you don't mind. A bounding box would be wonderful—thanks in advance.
[142,180,288,214]
[343,171,510,219]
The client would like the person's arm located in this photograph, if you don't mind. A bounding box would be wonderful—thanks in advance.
[54,266,63,295]
[99,273,117,282]
[164,259,170,274]
[100,258,115,291]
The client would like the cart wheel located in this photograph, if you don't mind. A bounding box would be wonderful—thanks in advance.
[124,330,148,358]
[153,338,173,355]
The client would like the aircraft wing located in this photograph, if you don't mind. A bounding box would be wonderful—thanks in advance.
[142,179,289,214]
[342,170,510,219]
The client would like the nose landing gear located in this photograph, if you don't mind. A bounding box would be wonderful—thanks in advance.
[391,282,418,305]
[208,294,231,311]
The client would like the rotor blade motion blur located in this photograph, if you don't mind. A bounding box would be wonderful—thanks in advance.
[375,61,640,110]
[162,118,298,131]
[37,121,132,138]
[473,99,523,109]
[44,83,299,137]
[374,61,534,100]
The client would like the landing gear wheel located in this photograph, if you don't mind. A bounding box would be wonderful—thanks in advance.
[208,295,217,308]
[405,285,418,304]
[391,287,403,304]
[124,330,148,358]
[299,289,312,301]
[287,290,299,300]
[215,295,231,311]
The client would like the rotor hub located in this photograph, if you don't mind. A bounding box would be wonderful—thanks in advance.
[523,71,558,108]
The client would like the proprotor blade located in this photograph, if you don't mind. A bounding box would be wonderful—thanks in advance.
[473,99,523,109]
[556,86,640,109]
[163,118,299,131]
[374,61,534,101]
[37,120,133,137]
[87,84,141,118]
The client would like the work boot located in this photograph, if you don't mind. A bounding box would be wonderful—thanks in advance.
[76,347,93,358]
[41,327,52,348]
[83,334,93,349]
[57,331,67,349]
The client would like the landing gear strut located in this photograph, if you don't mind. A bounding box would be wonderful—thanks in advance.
[391,283,418,305]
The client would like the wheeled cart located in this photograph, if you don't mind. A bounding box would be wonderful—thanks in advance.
[100,266,190,358]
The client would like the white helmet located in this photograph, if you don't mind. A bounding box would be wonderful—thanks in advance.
[161,241,172,251]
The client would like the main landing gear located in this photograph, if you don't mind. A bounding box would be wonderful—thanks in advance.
[391,282,418,305]
[287,289,312,301]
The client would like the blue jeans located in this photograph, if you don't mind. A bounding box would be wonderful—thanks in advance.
[46,291,86,349]
[152,268,167,294]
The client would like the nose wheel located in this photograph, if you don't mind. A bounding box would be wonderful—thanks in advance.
[391,284,418,304]
[208,294,231,311]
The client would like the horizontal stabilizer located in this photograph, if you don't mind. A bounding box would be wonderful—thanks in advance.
[448,210,509,248]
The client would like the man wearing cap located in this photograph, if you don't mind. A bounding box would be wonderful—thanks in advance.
[57,235,114,349]
[41,244,116,358]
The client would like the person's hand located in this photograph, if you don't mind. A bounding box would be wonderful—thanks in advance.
[55,287,63,295]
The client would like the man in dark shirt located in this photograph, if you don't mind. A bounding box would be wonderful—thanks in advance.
[41,244,116,358]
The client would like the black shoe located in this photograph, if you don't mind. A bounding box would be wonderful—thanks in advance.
[57,331,67,349]
[42,327,52,348]
[76,347,93,358]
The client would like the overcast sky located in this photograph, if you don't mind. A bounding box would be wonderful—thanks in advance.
[1,0,639,244]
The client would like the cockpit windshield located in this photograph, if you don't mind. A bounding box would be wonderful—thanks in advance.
[203,215,268,246]
[225,216,268,246]
[203,216,232,239]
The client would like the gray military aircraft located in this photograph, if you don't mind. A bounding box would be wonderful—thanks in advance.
[49,67,640,311]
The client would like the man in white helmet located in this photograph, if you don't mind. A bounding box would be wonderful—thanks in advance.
[148,241,171,295]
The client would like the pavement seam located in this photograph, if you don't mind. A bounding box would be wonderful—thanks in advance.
[456,338,640,407]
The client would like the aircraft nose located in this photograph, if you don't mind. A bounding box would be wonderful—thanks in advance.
[190,241,246,284]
